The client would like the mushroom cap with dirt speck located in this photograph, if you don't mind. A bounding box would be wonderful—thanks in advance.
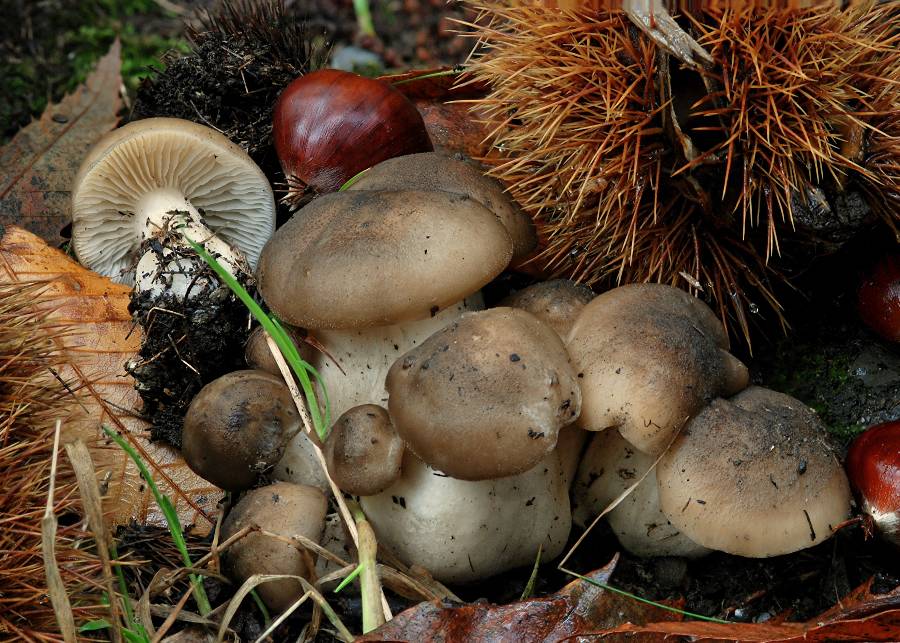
[72,117,275,282]
[657,386,853,558]
[181,370,300,491]
[347,152,537,261]
[500,278,595,339]
[256,189,512,330]
[566,283,749,455]
[386,307,581,481]
[221,482,327,612]
[324,404,404,496]
[573,429,710,558]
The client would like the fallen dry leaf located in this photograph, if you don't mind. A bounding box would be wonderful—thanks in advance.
[383,68,498,161]
[360,556,679,642]
[0,40,122,247]
[0,224,220,533]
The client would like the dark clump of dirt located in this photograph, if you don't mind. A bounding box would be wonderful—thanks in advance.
[132,0,329,184]
[126,279,250,448]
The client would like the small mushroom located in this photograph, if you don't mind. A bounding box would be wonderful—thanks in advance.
[324,404,404,496]
[566,284,749,455]
[656,386,853,557]
[386,307,581,480]
[360,450,571,584]
[499,279,595,339]
[221,482,327,612]
[347,152,537,261]
[573,429,710,558]
[244,324,315,377]
[181,370,300,491]
[72,118,275,298]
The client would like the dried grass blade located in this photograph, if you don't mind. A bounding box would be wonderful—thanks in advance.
[65,438,124,642]
[41,419,76,643]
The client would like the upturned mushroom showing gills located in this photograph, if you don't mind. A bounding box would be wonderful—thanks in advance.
[566,283,749,455]
[386,307,581,481]
[347,152,537,261]
[656,386,852,557]
[181,370,300,491]
[71,117,275,299]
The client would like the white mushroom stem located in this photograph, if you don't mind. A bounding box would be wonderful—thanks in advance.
[132,188,245,300]
[360,450,572,584]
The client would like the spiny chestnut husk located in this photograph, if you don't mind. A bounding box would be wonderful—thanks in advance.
[273,69,433,202]
[464,2,899,345]
[846,420,900,545]
[858,253,900,344]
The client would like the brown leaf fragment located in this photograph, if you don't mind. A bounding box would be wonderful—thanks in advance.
[0,224,220,533]
[360,556,678,642]
[0,40,122,246]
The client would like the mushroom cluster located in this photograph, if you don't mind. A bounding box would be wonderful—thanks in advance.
[243,147,853,581]
[570,285,853,559]
[74,110,858,597]
[251,151,593,582]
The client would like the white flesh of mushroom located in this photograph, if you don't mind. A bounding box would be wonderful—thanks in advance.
[133,188,245,300]
[573,429,709,558]
[360,450,571,584]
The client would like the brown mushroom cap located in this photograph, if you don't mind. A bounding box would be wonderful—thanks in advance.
[256,190,512,329]
[244,324,315,377]
[221,482,327,611]
[499,279,595,339]
[324,404,404,496]
[386,307,581,480]
[657,386,853,557]
[347,152,537,261]
[566,284,749,454]
[181,370,300,491]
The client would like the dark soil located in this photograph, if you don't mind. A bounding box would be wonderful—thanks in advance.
[126,272,251,448]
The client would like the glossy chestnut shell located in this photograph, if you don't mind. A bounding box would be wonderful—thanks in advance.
[273,69,433,196]
[858,253,900,343]
[846,420,900,544]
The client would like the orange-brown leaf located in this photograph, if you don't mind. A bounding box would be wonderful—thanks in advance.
[0,224,220,534]
[0,40,122,247]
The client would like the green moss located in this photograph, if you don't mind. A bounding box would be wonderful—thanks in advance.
[1,0,187,142]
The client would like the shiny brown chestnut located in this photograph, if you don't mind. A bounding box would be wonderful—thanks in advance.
[273,69,433,199]
[846,420,900,545]
[858,253,900,343]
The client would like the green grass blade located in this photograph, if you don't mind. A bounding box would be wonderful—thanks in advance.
[519,545,542,601]
[102,426,212,616]
[338,167,370,191]
[182,235,329,440]
[558,567,730,624]
[334,564,364,593]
